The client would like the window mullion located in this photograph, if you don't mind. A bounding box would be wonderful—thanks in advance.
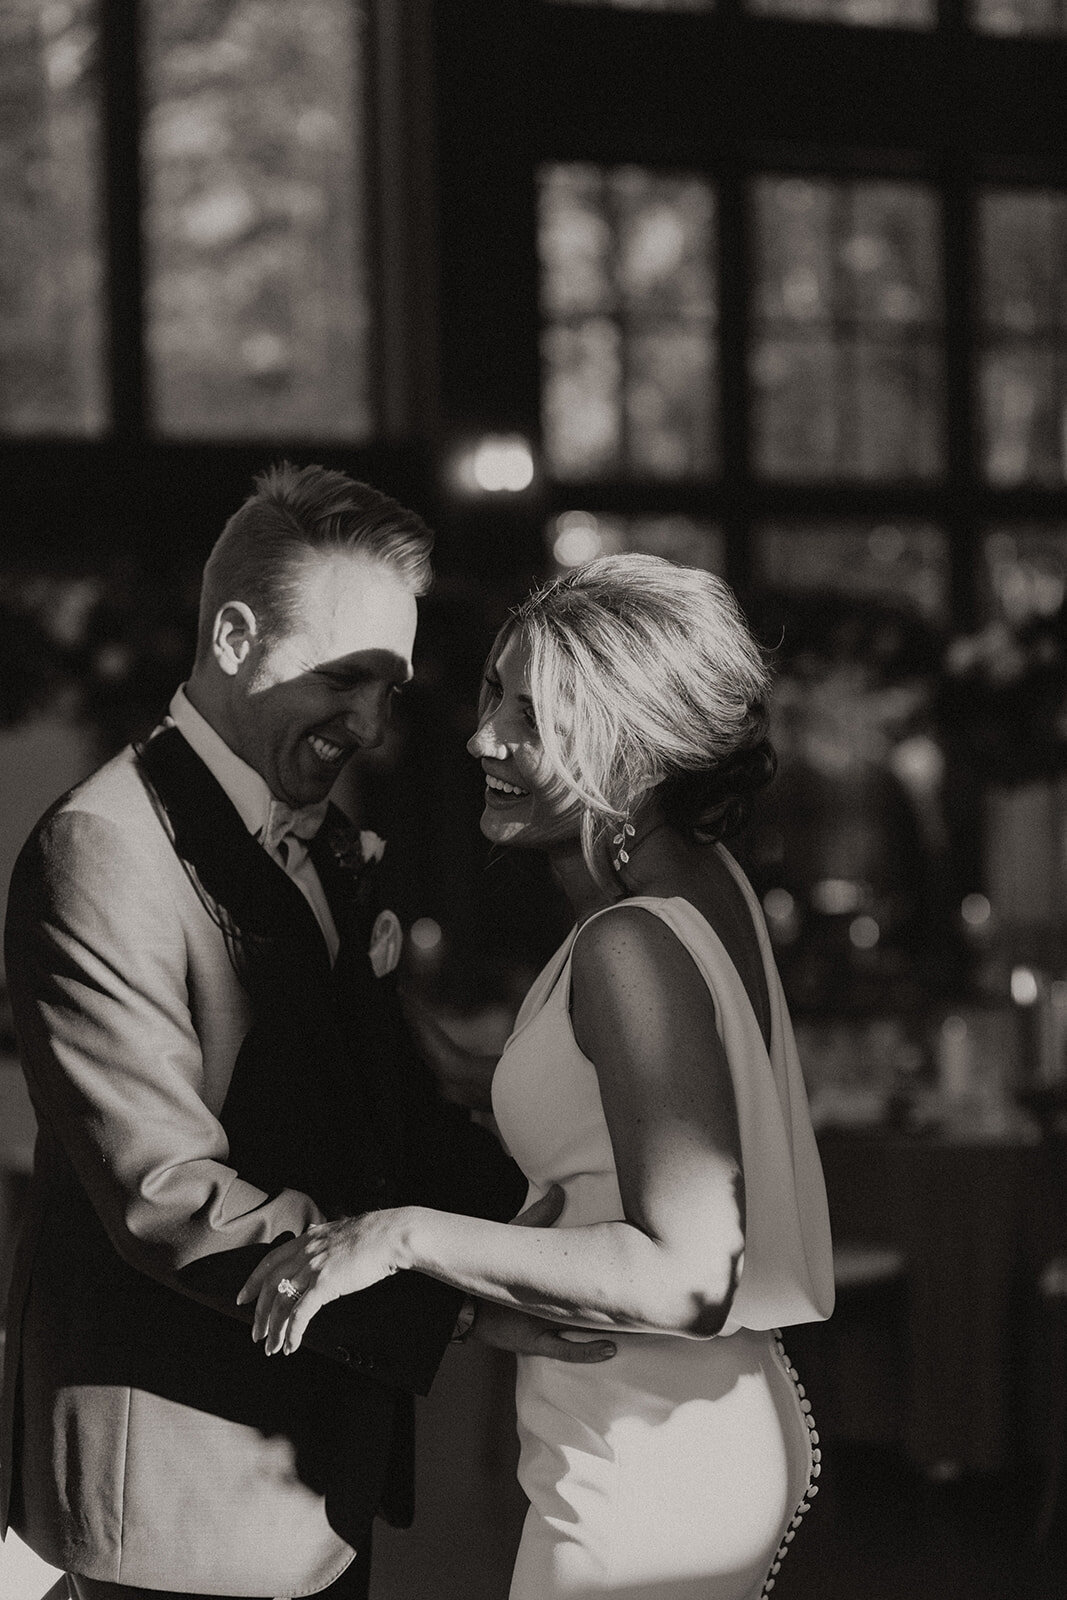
[101,0,147,439]
[717,158,753,595]
[941,166,980,627]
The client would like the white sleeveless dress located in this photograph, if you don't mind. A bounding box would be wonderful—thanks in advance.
[491,847,835,1600]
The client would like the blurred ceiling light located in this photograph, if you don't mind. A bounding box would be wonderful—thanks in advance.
[410,917,444,953]
[552,511,603,567]
[811,878,866,916]
[1011,966,1039,1006]
[763,887,796,923]
[849,915,880,950]
[762,887,800,945]
[454,435,535,494]
[960,892,992,930]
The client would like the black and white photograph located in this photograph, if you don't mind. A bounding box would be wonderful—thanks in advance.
[1,2,1066,1597]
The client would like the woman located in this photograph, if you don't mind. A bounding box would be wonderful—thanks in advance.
[240,554,835,1600]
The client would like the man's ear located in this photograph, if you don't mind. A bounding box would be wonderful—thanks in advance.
[212,601,259,678]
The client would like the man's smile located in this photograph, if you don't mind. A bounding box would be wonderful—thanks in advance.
[307,733,349,766]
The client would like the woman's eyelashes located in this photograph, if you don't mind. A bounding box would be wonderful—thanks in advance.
[482,675,539,735]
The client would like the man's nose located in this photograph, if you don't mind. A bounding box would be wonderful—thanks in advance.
[342,690,389,749]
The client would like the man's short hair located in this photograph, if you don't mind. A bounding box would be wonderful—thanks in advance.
[197,462,434,657]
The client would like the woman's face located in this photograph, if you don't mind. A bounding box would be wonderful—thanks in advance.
[466,631,582,850]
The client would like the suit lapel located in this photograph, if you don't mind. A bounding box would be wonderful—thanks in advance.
[135,724,333,999]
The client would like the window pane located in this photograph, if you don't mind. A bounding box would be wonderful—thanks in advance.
[978,191,1067,485]
[0,0,105,434]
[749,0,933,28]
[539,163,717,481]
[973,0,1067,35]
[981,525,1067,623]
[542,321,623,477]
[548,510,723,572]
[751,178,944,482]
[627,327,716,475]
[755,521,950,618]
[143,0,374,439]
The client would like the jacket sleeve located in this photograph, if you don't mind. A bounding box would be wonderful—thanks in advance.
[4,808,450,1390]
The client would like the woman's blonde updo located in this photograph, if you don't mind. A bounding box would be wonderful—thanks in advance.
[496,553,775,881]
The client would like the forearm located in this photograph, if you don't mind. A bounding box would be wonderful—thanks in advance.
[394,1204,741,1339]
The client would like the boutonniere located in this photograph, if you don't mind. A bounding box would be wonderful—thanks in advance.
[321,818,386,894]
[320,819,402,975]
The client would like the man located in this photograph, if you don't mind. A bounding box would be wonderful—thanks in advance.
[1,464,609,1600]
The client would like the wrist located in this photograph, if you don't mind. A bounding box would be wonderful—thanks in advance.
[389,1205,421,1273]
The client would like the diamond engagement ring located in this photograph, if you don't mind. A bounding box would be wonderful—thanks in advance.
[278,1278,303,1302]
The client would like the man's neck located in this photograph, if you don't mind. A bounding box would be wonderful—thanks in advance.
[184,671,236,752]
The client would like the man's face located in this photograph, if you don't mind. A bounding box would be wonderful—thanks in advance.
[230,549,417,807]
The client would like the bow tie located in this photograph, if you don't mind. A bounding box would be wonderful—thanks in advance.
[259,798,330,862]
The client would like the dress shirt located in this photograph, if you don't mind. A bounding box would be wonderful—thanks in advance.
[168,687,340,964]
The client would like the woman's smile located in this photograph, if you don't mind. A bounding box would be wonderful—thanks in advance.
[483,769,531,804]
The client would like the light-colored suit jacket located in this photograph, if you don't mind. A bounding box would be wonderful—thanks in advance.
[1,730,512,1595]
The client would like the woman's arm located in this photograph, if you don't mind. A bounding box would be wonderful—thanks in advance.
[242,907,745,1353]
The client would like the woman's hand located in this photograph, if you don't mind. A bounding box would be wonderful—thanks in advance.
[236,1210,407,1356]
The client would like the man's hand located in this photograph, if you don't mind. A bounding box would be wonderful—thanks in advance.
[470,1301,616,1363]
[465,1182,617,1363]
[511,1185,566,1228]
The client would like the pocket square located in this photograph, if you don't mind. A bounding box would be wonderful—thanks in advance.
[369,909,403,977]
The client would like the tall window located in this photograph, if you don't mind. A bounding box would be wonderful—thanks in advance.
[979,190,1067,486]
[751,179,943,482]
[0,0,106,434]
[143,0,373,439]
[0,0,378,443]
[449,0,1067,1004]
[538,165,717,481]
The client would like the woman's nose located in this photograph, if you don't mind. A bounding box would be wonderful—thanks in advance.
[467,719,506,759]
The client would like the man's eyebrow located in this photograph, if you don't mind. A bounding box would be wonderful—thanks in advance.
[316,661,412,685]
[316,664,371,682]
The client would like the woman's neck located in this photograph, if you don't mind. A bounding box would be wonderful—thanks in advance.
[546,804,688,925]
[548,840,618,925]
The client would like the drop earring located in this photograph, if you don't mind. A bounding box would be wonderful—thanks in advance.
[612,820,635,873]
